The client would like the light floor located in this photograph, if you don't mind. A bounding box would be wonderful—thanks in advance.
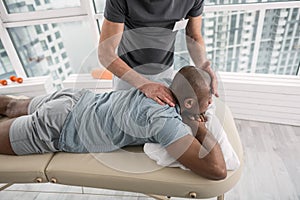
[0,119,299,200]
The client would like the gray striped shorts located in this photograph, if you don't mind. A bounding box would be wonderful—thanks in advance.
[9,88,86,155]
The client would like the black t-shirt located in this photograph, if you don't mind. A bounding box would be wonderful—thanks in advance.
[104,0,204,75]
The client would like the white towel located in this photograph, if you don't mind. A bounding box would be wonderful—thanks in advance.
[143,102,240,171]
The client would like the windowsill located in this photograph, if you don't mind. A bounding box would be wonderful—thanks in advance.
[0,76,56,97]
[63,74,113,93]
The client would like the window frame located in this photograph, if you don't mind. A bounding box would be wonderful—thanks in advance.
[0,0,99,78]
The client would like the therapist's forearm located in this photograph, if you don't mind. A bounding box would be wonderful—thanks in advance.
[186,35,208,69]
[98,18,152,89]
[186,36,216,81]
[104,56,151,88]
[98,36,151,88]
[98,47,151,88]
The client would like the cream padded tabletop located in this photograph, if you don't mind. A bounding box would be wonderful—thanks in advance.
[0,154,54,183]
[0,113,54,184]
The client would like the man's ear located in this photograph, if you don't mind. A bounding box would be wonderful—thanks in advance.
[183,98,196,109]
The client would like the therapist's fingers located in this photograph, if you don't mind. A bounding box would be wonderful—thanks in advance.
[158,92,176,107]
[211,75,219,97]
[193,114,207,122]
[154,97,165,106]
[200,114,208,122]
[195,114,204,122]
[200,61,219,98]
[139,82,176,107]
[198,114,205,122]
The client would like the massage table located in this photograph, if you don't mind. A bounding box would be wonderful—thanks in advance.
[0,98,243,200]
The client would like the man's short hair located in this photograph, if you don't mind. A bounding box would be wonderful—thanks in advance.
[170,66,211,102]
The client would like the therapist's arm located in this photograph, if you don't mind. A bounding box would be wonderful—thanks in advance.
[98,19,175,107]
[186,16,219,97]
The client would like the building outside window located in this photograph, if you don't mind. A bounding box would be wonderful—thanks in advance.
[1,0,96,86]
[0,40,16,79]
[3,0,81,13]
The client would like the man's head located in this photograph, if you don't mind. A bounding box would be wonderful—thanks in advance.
[170,66,212,116]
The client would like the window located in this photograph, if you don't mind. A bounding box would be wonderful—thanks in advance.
[283,44,289,51]
[175,29,187,52]
[174,53,190,70]
[51,46,56,53]
[279,68,284,74]
[58,42,64,49]
[27,5,35,11]
[65,62,70,69]
[4,0,81,13]
[55,31,61,39]
[94,0,106,14]
[0,40,16,79]
[43,24,49,31]
[61,52,67,59]
[7,20,96,78]
[46,56,53,65]
[51,70,59,80]
[0,52,7,57]
[35,0,41,6]
[47,35,52,43]
[40,40,48,50]
[205,0,298,5]
[55,57,60,64]
[35,25,42,34]
[202,10,260,73]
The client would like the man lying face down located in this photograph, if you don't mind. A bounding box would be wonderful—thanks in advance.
[0,65,226,180]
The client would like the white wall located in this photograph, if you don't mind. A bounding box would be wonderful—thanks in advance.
[218,72,300,126]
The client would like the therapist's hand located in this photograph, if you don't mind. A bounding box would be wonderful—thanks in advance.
[201,61,219,98]
[138,82,176,107]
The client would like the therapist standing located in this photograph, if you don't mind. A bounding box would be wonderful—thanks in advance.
[98,0,218,107]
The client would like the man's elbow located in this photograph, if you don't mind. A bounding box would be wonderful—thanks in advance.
[209,164,227,180]
[191,162,227,180]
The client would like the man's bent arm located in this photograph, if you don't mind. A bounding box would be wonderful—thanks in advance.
[98,19,175,106]
[166,127,226,180]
